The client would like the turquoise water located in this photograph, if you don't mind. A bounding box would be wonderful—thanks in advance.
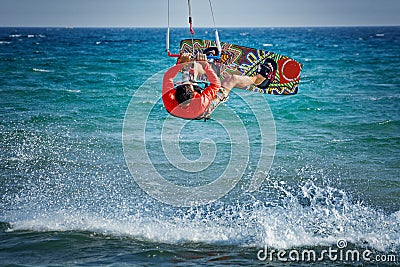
[0,27,399,266]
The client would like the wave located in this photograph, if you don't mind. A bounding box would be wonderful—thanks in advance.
[32,68,52,73]
[3,180,399,253]
[8,34,45,38]
[66,89,81,93]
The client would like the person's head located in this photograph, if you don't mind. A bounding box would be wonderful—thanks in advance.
[175,83,194,104]
[175,83,203,104]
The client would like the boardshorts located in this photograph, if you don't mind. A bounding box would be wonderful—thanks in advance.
[196,87,229,120]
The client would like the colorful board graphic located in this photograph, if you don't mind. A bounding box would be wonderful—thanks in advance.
[179,39,303,95]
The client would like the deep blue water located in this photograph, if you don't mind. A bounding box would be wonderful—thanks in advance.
[0,27,399,266]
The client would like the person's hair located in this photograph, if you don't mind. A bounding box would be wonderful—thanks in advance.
[175,83,204,104]
[175,84,194,104]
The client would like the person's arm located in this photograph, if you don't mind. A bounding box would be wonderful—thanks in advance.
[162,53,193,96]
[203,63,220,90]
[193,53,220,91]
[162,64,182,97]
[200,61,221,101]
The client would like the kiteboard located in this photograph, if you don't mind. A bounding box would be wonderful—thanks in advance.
[178,39,303,95]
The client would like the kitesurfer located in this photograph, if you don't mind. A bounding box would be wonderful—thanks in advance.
[162,53,229,120]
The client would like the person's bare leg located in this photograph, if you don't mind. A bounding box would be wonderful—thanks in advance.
[221,74,257,92]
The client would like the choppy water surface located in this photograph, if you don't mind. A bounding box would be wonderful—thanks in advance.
[0,27,399,266]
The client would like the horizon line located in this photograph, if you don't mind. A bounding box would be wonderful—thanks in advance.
[1,24,399,29]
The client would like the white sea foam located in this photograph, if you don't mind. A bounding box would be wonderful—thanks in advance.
[66,89,81,93]
[32,68,51,73]
[378,120,392,125]
[330,139,352,143]
[8,34,45,39]
[6,180,400,252]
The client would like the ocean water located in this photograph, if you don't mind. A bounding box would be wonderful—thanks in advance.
[0,27,399,266]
